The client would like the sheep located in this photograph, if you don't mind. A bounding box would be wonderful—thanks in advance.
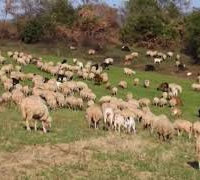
[118,81,127,89]
[7,51,13,57]
[126,92,133,101]
[86,105,102,129]
[11,89,25,105]
[133,78,139,86]
[103,107,114,128]
[104,58,114,65]
[87,100,94,107]
[146,50,157,57]
[169,98,177,107]
[124,68,136,76]
[139,98,151,107]
[101,73,109,83]
[88,49,96,55]
[157,82,169,92]
[99,96,112,104]
[192,83,200,91]
[154,117,174,141]
[193,122,200,138]
[1,92,12,102]
[186,72,192,77]
[171,107,182,117]
[169,83,182,95]
[20,96,52,133]
[113,111,125,133]
[144,80,150,88]
[111,87,118,96]
[159,98,168,107]
[173,119,192,139]
[124,116,136,134]
[162,92,168,99]
[154,58,162,64]
[152,97,160,106]
[196,135,200,169]
[167,51,173,58]
[121,45,130,52]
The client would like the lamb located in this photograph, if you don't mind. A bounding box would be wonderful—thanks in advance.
[133,78,139,86]
[144,80,150,88]
[195,135,200,169]
[153,97,159,106]
[86,105,102,129]
[173,119,192,139]
[193,121,200,138]
[111,87,118,96]
[118,81,127,89]
[20,96,52,133]
[159,98,168,107]
[124,68,136,76]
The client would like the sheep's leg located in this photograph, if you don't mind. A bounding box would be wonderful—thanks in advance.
[177,130,180,136]
[94,121,97,129]
[198,161,200,170]
[25,119,31,131]
[42,121,47,133]
[34,120,37,131]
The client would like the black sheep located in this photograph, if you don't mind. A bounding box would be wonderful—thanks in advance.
[178,64,186,71]
[61,59,67,64]
[145,64,156,71]
[121,45,130,52]
[100,62,110,70]
[157,82,169,92]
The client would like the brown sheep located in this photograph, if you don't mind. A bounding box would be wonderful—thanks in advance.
[86,105,103,129]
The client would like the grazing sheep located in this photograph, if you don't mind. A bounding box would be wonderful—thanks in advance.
[193,122,200,138]
[86,105,102,129]
[196,135,200,169]
[153,97,159,106]
[167,51,173,58]
[192,83,200,91]
[88,49,96,55]
[126,92,133,101]
[113,111,125,133]
[105,82,111,90]
[159,98,168,107]
[174,119,192,139]
[133,78,139,86]
[124,116,136,134]
[111,87,118,96]
[20,96,52,133]
[144,80,150,88]
[154,117,174,141]
[139,98,151,107]
[124,68,136,76]
[118,81,127,89]
[169,98,177,107]
[154,58,162,64]
[103,107,114,128]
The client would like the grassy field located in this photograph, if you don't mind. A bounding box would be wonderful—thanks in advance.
[0,41,200,179]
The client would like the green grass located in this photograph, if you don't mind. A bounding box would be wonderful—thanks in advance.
[0,41,200,179]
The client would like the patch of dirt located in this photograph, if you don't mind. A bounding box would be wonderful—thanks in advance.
[0,134,155,179]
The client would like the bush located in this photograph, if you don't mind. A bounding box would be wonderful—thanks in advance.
[21,20,43,43]
[185,11,200,63]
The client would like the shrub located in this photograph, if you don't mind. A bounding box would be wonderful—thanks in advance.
[21,20,43,43]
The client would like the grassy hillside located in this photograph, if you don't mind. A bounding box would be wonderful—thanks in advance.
[0,41,200,179]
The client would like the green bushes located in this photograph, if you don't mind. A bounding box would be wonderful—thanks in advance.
[185,11,200,63]
[21,20,43,43]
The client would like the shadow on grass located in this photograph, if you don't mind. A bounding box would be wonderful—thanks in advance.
[187,161,200,170]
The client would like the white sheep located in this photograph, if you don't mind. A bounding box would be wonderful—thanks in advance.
[111,87,118,96]
[20,96,52,133]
